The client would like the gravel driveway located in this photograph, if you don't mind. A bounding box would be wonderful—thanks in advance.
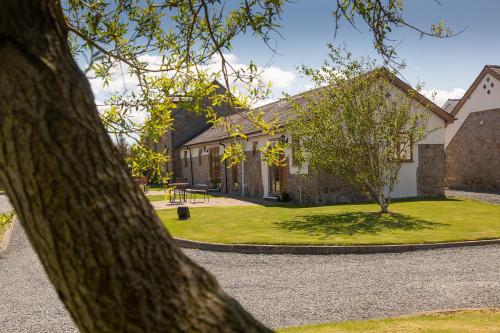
[446,189,500,204]
[1,194,499,331]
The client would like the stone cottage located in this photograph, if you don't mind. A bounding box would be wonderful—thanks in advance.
[173,75,454,204]
[150,81,238,177]
[444,65,500,191]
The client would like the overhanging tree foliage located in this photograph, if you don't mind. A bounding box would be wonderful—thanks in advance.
[0,0,454,331]
[287,48,430,213]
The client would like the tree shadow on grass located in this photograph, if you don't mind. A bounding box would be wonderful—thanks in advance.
[276,212,447,238]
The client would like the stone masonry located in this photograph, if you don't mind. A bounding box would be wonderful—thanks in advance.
[287,169,365,205]
[445,109,500,191]
[242,152,264,197]
[179,152,212,185]
[417,144,445,196]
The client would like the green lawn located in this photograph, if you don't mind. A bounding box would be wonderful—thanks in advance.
[146,186,165,192]
[278,309,500,333]
[158,198,500,245]
[0,211,14,240]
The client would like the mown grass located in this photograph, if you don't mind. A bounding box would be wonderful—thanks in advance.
[277,309,500,333]
[158,198,500,245]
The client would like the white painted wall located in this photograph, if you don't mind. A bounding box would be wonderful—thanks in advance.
[443,99,459,113]
[179,147,211,158]
[445,73,500,147]
[391,102,446,198]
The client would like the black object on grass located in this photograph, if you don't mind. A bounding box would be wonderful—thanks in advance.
[177,206,190,220]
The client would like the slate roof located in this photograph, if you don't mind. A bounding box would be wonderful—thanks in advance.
[490,65,500,76]
[180,74,453,148]
[179,90,313,147]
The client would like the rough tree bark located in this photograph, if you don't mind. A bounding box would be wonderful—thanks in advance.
[0,1,272,332]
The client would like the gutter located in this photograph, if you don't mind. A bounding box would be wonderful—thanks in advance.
[180,127,285,149]
[241,156,245,196]
[186,146,194,185]
[219,141,228,193]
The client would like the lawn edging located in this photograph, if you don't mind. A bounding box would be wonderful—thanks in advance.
[174,237,500,255]
[0,216,15,256]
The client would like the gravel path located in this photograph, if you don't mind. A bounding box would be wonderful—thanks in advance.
[446,189,500,204]
[1,194,499,331]
[190,247,500,328]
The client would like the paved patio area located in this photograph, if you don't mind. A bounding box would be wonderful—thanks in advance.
[150,195,262,209]
[148,191,271,209]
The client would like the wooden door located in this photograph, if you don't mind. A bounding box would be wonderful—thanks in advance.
[269,157,288,195]
[209,148,220,184]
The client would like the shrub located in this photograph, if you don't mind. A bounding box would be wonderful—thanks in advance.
[0,211,15,236]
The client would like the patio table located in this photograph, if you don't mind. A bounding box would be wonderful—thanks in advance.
[168,182,189,203]
[190,184,210,204]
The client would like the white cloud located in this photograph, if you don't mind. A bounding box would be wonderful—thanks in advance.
[253,97,278,107]
[87,53,297,106]
[261,66,296,88]
[421,88,465,107]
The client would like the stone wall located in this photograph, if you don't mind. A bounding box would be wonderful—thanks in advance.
[216,151,264,197]
[287,169,365,205]
[445,109,500,191]
[243,152,263,197]
[417,144,445,196]
[178,153,212,186]
[222,163,240,194]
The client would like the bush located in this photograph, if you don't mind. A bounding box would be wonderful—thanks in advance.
[0,211,15,237]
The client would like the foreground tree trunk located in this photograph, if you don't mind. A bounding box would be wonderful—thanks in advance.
[0,1,271,332]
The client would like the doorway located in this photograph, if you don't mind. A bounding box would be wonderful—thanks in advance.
[209,147,221,187]
[269,159,288,196]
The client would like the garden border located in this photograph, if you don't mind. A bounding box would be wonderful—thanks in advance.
[175,237,500,255]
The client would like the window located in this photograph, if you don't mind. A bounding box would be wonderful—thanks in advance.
[183,150,188,167]
[291,137,301,163]
[398,133,413,162]
[198,148,202,165]
[252,142,258,156]
[399,144,413,162]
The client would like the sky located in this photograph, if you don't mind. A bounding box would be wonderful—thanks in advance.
[89,0,500,108]
[225,0,500,106]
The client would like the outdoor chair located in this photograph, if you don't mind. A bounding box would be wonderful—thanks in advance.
[167,182,189,203]
[190,184,209,204]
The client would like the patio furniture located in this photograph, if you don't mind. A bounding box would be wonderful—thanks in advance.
[190,184,210,204]
[168,182,189,203]
[132,176,148,193]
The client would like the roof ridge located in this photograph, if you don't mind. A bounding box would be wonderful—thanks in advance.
[252,87,315,111]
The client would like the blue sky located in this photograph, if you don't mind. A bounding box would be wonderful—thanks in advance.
[222,0,500,106]
[88,0,500,107]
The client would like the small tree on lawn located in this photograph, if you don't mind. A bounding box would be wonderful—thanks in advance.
[287,47,430,213]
